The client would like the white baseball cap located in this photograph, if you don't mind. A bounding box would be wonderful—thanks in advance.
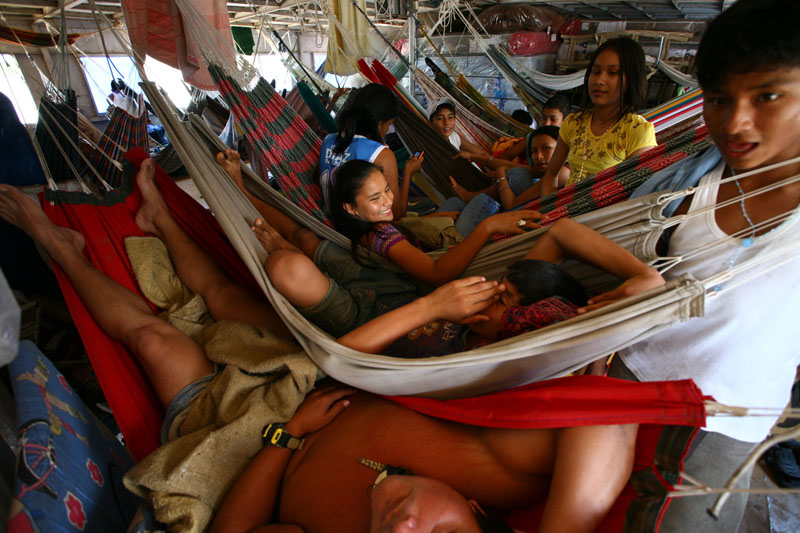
[427,97,456,120]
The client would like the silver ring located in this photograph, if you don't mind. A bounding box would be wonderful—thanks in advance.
[517,219,526,227]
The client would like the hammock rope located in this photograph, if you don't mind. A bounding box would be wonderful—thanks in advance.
[141,70,797,401]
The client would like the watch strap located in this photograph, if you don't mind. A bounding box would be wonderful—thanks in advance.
[262,423,305,450]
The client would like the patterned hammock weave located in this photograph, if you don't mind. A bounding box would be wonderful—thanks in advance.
[88,102,149,188]
[523,125,712,223]
[426,59,525,138]
[207,63,329,225]
[296,81,338,135]
[34,91,80,181]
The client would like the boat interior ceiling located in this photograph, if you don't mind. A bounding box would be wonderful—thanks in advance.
[0,1,735,34]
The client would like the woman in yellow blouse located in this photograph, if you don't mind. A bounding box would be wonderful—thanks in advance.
[538,37,657,197]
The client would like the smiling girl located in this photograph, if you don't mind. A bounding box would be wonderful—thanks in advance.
[329,159,541,286]
[539,37,657,196]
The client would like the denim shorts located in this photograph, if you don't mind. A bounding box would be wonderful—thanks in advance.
[298,241,418,337]
[160,373,215,444]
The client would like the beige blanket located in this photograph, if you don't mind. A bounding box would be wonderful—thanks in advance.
[121,237,323,532]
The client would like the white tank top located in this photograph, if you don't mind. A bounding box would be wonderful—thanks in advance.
[620,162,800,442]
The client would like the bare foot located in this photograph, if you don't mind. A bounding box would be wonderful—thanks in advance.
[216,150,247,193]
[252,218,298,253]
[0,184,85,257]
[449,176,471,203]
[134,159,169,237]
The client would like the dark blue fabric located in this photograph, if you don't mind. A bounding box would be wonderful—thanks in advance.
[0,92,46,186]
[7,341,140,532]
[631,146,722,218]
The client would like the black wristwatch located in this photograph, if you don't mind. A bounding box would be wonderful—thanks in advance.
[262,423,305,450]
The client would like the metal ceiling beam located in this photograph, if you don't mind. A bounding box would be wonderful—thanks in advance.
[669,0,686,18]
[579,1,622,20]
[0,0,55,7]
[624,2,654,19]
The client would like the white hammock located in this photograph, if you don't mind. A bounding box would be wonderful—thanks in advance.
[142,81,799,399]
[142,0,799,399]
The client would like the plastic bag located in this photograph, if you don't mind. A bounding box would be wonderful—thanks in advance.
[477,5,565,34]
[0,267,20,366]
[507,32,561,56]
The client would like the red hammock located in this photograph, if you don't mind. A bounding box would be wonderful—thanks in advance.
[41,147,710,494]
[41,147,259,461]
[388,375,710,532]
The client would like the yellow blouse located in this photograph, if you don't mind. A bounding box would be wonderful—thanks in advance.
[560,111,656,185]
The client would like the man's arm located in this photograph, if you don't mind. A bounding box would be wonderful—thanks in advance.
[337,277,503,354]
[525,218,664,311]
[209,387,355,533]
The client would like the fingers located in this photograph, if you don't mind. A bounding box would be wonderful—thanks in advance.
[577,300,616,314]
[460,314,489,325]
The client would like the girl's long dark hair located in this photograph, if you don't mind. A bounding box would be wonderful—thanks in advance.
[582,37,647,119]
[330,159,382,260]
[334,84,398,154]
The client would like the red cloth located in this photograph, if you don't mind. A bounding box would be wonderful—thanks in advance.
[499,296,578,340]
[387,376,709,532]
[42,147,259,461]
[120,0,233,90]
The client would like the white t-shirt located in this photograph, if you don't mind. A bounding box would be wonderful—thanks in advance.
[448,131,462,150]
[620,162,800,443]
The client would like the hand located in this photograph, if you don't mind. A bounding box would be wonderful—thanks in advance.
[405,152,425,176]
[422,276,503,325]
[483,210,543,235]
[285,385,357,437]
[578,270,665,314]
[452,151,473,163]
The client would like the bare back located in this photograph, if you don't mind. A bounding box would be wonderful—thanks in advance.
[278,393,551,532]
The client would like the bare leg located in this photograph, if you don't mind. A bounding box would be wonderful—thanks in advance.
[251,218,302,254]
[216,149,321,258]
[265,250,332,308]
[540,424,638,533]
[135,159,292,339]
[0,184,211,407]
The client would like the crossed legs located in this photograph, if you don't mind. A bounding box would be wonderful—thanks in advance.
[0,159,290,408]
[216,150,333,310]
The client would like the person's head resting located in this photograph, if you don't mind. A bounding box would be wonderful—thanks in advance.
[334,84,398,154]
[428,97,457,139]
[467,259,587,341]
[369,473,513,533]
[583,37,647,118]
[541,93,570,126]
[511,108,533,126]
[329,159,393,249]
[528,125,560,174]
[695,0,800,173]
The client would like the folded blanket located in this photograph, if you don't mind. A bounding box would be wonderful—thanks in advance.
[122,237,323,532]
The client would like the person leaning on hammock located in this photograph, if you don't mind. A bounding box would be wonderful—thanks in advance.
[607,1,800,531]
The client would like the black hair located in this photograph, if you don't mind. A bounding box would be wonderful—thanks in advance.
[429,101,456,120]
[334,84,398,154]
[531,125,560,143]
[696,0,800,90]
[542,93,570,117]
[583,37,647,117]
[473,509,514,533]
[329,159,383,259]
[510,108,533,126]
[505,259,587,307]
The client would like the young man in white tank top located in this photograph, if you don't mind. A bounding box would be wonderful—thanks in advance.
[610,1,800,530]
